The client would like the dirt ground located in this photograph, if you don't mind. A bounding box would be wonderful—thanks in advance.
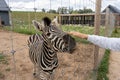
[107,51,120,80]
[0,30,99,80]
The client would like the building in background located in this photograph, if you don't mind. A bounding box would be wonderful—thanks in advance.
[58,5,120,26]
[0,0,10,26]
[102,5,120,26]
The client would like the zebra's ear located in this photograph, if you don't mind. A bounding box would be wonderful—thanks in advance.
[42,17,51,26]
[32,20,44,31]
[52,18,59,27]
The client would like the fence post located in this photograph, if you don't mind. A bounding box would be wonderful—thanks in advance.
[105,8,116,36]
[28,12,31,31]
[0,16,2,27]
[105,8,110,36]
[93,0,102,79]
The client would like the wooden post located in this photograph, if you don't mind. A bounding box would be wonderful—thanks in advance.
[0,16,1,27]
[28,12,31,31]
[94,0,102,71]
[105,8,110,36]
[114,14,118,33]
[58,15,60,24]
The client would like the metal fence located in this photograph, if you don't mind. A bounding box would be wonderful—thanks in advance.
[0,0,118,80]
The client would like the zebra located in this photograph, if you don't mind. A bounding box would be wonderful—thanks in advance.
[28,17,76,80]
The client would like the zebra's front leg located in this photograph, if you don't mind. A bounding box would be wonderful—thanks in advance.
[49,70,56,80]
[49,74,54,80]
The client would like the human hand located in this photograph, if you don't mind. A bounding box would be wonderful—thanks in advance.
[68,31,88,39]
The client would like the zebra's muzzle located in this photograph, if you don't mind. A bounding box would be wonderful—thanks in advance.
[63,34,76,53]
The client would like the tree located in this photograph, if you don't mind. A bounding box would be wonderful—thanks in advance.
[83,8,93,13]
[78,7,94,14]
[42,8,46,12]
[72,9,79,14]
[68,7,73,14]
[48,9,57,13]
[57,7,67,14]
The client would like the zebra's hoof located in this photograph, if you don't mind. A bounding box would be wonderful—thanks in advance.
[33,72,36,76]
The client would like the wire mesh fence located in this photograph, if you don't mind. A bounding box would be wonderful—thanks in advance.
[0,0,118,80]
[0,31,95,80]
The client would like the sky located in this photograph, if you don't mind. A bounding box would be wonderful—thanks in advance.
[5,0,120,12]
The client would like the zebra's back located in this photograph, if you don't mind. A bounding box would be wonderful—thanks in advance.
[28,34,43,65]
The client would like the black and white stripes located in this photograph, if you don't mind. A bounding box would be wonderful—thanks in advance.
[28,17,76,79]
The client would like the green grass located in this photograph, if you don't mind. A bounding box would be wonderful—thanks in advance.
[4,25,40,35]
[4,11,58,35]
[11,11,58,25]
[0,53,8,79]
[97,50,110,80]
[5,68,11,72]
[62,25,105,43]
[0,72,4,79]
[111,28,120,37]
[0,53,5,63]
[0,53,9,65]
[62,25,105,35]
[3,25,105,44]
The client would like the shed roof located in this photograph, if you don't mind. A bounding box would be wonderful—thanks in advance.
[102,5,120,14]
[0,0,10,11]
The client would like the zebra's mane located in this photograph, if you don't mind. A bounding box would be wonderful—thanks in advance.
[42,17,51,26]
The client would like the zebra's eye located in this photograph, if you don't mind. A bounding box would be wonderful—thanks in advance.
[46,33,51,36]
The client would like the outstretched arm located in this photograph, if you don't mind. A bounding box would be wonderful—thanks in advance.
[69,31,120,51]
[69,31,88,39]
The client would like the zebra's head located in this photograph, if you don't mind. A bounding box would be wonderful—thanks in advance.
[32,17,76,53]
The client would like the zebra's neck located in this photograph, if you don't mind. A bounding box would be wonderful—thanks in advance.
[40,40,58,73]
